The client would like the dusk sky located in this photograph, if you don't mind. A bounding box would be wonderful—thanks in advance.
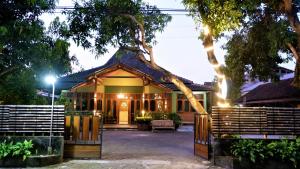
[40,0,295,84]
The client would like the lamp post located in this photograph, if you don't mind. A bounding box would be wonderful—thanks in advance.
[45,75,56,154]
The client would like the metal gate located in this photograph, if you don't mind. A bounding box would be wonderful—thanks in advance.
[194,113,210,159]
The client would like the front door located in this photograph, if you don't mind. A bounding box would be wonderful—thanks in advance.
[119,101,128,124]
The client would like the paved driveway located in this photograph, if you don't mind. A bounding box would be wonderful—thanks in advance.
[103,130,195,160]
[44,129,223,169]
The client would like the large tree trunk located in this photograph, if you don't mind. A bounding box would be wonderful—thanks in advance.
[283,0,300,87]
[202,33,227,106]
[137,54,207,114]
[123,14,208,114]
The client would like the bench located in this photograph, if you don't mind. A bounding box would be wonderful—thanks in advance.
[151,120,175,132]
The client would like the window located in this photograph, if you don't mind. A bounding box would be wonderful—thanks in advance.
[97,99,102,111]
[113,100,117,117]
[89,99,94,110]
[150,100,156,111]
[136,100,140,111]
[76,99,80,110]
[144,100,149,111]
[131,100,135,124]
[107,100,111,113]
[177,100,183,112]
[184,100,189,112]
[82,98,87,110]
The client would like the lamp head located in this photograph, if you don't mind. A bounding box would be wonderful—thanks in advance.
[45,75,56,84]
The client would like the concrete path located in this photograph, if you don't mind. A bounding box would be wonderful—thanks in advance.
[41,128,223,169]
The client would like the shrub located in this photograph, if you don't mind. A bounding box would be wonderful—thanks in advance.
[135,117,152,124]
[0,140,33,161]
[151,112,168,120]
[168,112,182,129]
[231,138,300,168]
[231,139,267,163]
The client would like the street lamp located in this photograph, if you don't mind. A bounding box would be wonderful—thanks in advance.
[45,75,56,154]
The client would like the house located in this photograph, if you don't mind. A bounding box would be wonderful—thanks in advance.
[236,78,300,108]
[241,66,294,95]
[57,49,212,124]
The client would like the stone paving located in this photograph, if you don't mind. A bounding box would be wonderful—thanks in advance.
[40,126,224,169]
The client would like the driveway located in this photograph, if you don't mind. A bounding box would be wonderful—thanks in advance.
[43,128,223,169]
[103,130,195,160]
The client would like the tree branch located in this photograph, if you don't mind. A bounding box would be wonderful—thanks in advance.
[121,14,155,66]
[0,66,18,78]
[287,42,300,61]
[122,13,207,114]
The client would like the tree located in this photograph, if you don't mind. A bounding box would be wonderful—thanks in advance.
[183,0,300,101]
[0,0,75,104]
[58,0,207,114]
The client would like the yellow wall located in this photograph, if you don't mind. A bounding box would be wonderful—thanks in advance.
[73,69,168,93]
[102,78,144,86]
[144,85,164,93]
[97,85,104,93]
[101,69,144,86]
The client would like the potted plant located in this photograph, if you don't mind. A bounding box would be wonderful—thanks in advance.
[168,112,182,130]
[135,111,152,131]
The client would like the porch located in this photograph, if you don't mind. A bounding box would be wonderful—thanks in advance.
[63,92,172,125]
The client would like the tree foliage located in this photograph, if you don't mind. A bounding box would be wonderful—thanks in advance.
[183,0,300,100]
[0,0,74,104]
[54,0,171,56]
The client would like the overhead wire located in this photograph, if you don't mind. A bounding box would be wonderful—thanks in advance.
[46,6,191,15]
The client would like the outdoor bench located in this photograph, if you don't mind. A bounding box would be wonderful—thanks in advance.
[151,120,175,132]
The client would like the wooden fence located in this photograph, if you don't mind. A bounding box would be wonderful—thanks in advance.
[0,105,64,135]
[64,115,103,158]
[194,113,210,159]
[212,106,300,137]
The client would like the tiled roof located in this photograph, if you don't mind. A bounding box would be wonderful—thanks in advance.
[57,49,211,91]
[236,78,300,103]
[162,83,211,91]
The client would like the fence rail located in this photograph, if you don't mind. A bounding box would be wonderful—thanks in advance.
[212,106,300,136]
[0,105,64,135]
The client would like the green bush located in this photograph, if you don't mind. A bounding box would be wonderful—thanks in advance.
[231,138,300,168]
[168,112,182,128]
[135,116,152,124]
[231,139,267,163]
[151,112,168,120]
[0,140,33,161]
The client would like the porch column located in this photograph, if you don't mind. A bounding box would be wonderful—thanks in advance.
[94,78,98,113]
[203,92,207,112]
[171,92,177,113]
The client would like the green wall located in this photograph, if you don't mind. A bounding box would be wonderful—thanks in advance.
[105,86,143,93]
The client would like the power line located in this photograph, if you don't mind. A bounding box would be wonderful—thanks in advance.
[48,6,191,15]
[54,6,189,12]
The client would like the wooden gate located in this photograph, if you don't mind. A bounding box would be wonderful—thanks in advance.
[64,114,103,158]
[194,113,210,159]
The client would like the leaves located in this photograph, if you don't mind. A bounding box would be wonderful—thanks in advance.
[231,138,300,168]
[182,0,300,99]
[0,140,33,161]
[59,0,171,56]
[0,0,74,104]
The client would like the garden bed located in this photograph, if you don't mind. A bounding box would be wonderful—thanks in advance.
[213,138,300,169]
[0,154,62,167]
[0,136,63,167]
